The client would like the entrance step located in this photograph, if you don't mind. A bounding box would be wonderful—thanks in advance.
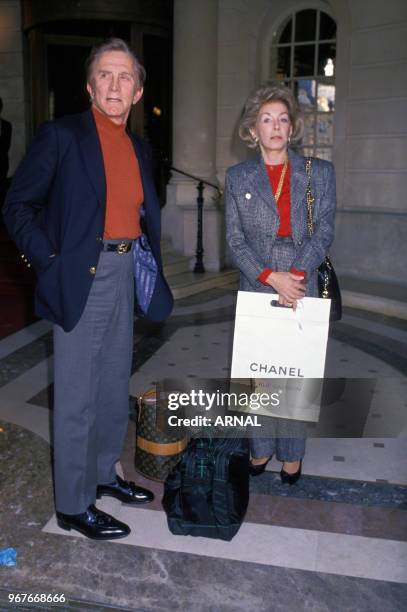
[162,251,191,276]
[167,269,238,300]
[161,238,238,299]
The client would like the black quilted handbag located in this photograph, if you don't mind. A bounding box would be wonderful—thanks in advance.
[305,158,342,321]
[162,436,249,541]
[317,255,342,321]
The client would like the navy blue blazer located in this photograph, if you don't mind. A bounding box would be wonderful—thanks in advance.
[3,110,173,331]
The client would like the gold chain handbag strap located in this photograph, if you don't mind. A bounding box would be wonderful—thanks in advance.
[305,157,334,299]
[305,157,315,237]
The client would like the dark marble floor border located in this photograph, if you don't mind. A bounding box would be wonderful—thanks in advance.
[122,479,407,541]
[246,493,407,541]
[106,473,407,542]
[343,306,407,332]
[0,332,53,388]
[249,471,407,509]
[330,322,407,375]
[124,466,407,513]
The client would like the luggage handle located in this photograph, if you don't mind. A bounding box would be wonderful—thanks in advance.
[185,438,215,478]
[137,388,158,425]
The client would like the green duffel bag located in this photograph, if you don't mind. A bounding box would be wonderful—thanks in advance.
[163,436,250,541]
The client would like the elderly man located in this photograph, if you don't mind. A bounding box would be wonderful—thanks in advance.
[3,39,173,539]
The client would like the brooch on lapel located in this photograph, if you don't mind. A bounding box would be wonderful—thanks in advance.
[245,192,252,200]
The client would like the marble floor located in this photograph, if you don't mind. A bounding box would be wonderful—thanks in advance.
[0,286,406,611]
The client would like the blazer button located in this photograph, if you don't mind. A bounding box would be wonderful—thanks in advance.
[89,266,97,275]
[298,240,302,246]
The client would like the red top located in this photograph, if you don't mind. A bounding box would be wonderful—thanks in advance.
[266,162,291,237]
[257,162,305,285]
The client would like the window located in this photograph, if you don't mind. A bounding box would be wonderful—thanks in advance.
[270,9,336,160]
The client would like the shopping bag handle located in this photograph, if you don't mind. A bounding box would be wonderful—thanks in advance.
[270,300,293,309]
[269,296,304,330]
[269,295,294,309]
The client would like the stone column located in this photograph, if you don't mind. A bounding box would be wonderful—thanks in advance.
[164,0,222,271]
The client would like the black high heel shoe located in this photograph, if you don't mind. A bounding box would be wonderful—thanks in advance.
[280,460,302,485]
[249,457,271,477]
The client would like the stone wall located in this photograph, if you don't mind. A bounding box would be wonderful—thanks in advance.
[331,0,407,284]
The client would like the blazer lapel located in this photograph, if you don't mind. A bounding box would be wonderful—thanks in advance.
[127,131,161,247]
[245,155,279,217]
[288,148,308,241]
[127,132,150,202]
[78,111,106,207]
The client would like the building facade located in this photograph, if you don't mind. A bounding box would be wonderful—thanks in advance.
[165,0,407,284]
[1,0,406,285]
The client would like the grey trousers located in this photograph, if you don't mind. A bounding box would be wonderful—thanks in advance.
[53,247,134,514]
[250,418,306,462]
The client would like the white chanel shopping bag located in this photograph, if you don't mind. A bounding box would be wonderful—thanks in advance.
[230,292,331,422]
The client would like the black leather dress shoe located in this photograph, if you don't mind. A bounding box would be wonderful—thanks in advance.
[96,475,154,504]
[280,460,302,485]
[56,504,130,540]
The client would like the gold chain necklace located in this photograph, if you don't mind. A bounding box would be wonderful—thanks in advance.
[273,159,288,203]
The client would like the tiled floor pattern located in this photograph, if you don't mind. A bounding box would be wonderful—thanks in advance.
[0,289,406,610]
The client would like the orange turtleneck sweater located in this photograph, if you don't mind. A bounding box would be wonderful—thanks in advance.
[92,106,143,239]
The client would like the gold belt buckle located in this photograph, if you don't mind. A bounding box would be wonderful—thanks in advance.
[116,241,128,254]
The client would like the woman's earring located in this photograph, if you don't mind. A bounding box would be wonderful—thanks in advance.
[288,135,292,144]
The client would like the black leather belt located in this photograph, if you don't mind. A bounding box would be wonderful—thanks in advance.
[102,241,133,254]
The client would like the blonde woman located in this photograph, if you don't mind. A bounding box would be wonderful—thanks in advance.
[225,82,336,483]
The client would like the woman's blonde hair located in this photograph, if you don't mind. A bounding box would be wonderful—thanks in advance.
[239,81,303,148]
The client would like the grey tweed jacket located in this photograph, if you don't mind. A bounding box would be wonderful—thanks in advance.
[225,148,336,295]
